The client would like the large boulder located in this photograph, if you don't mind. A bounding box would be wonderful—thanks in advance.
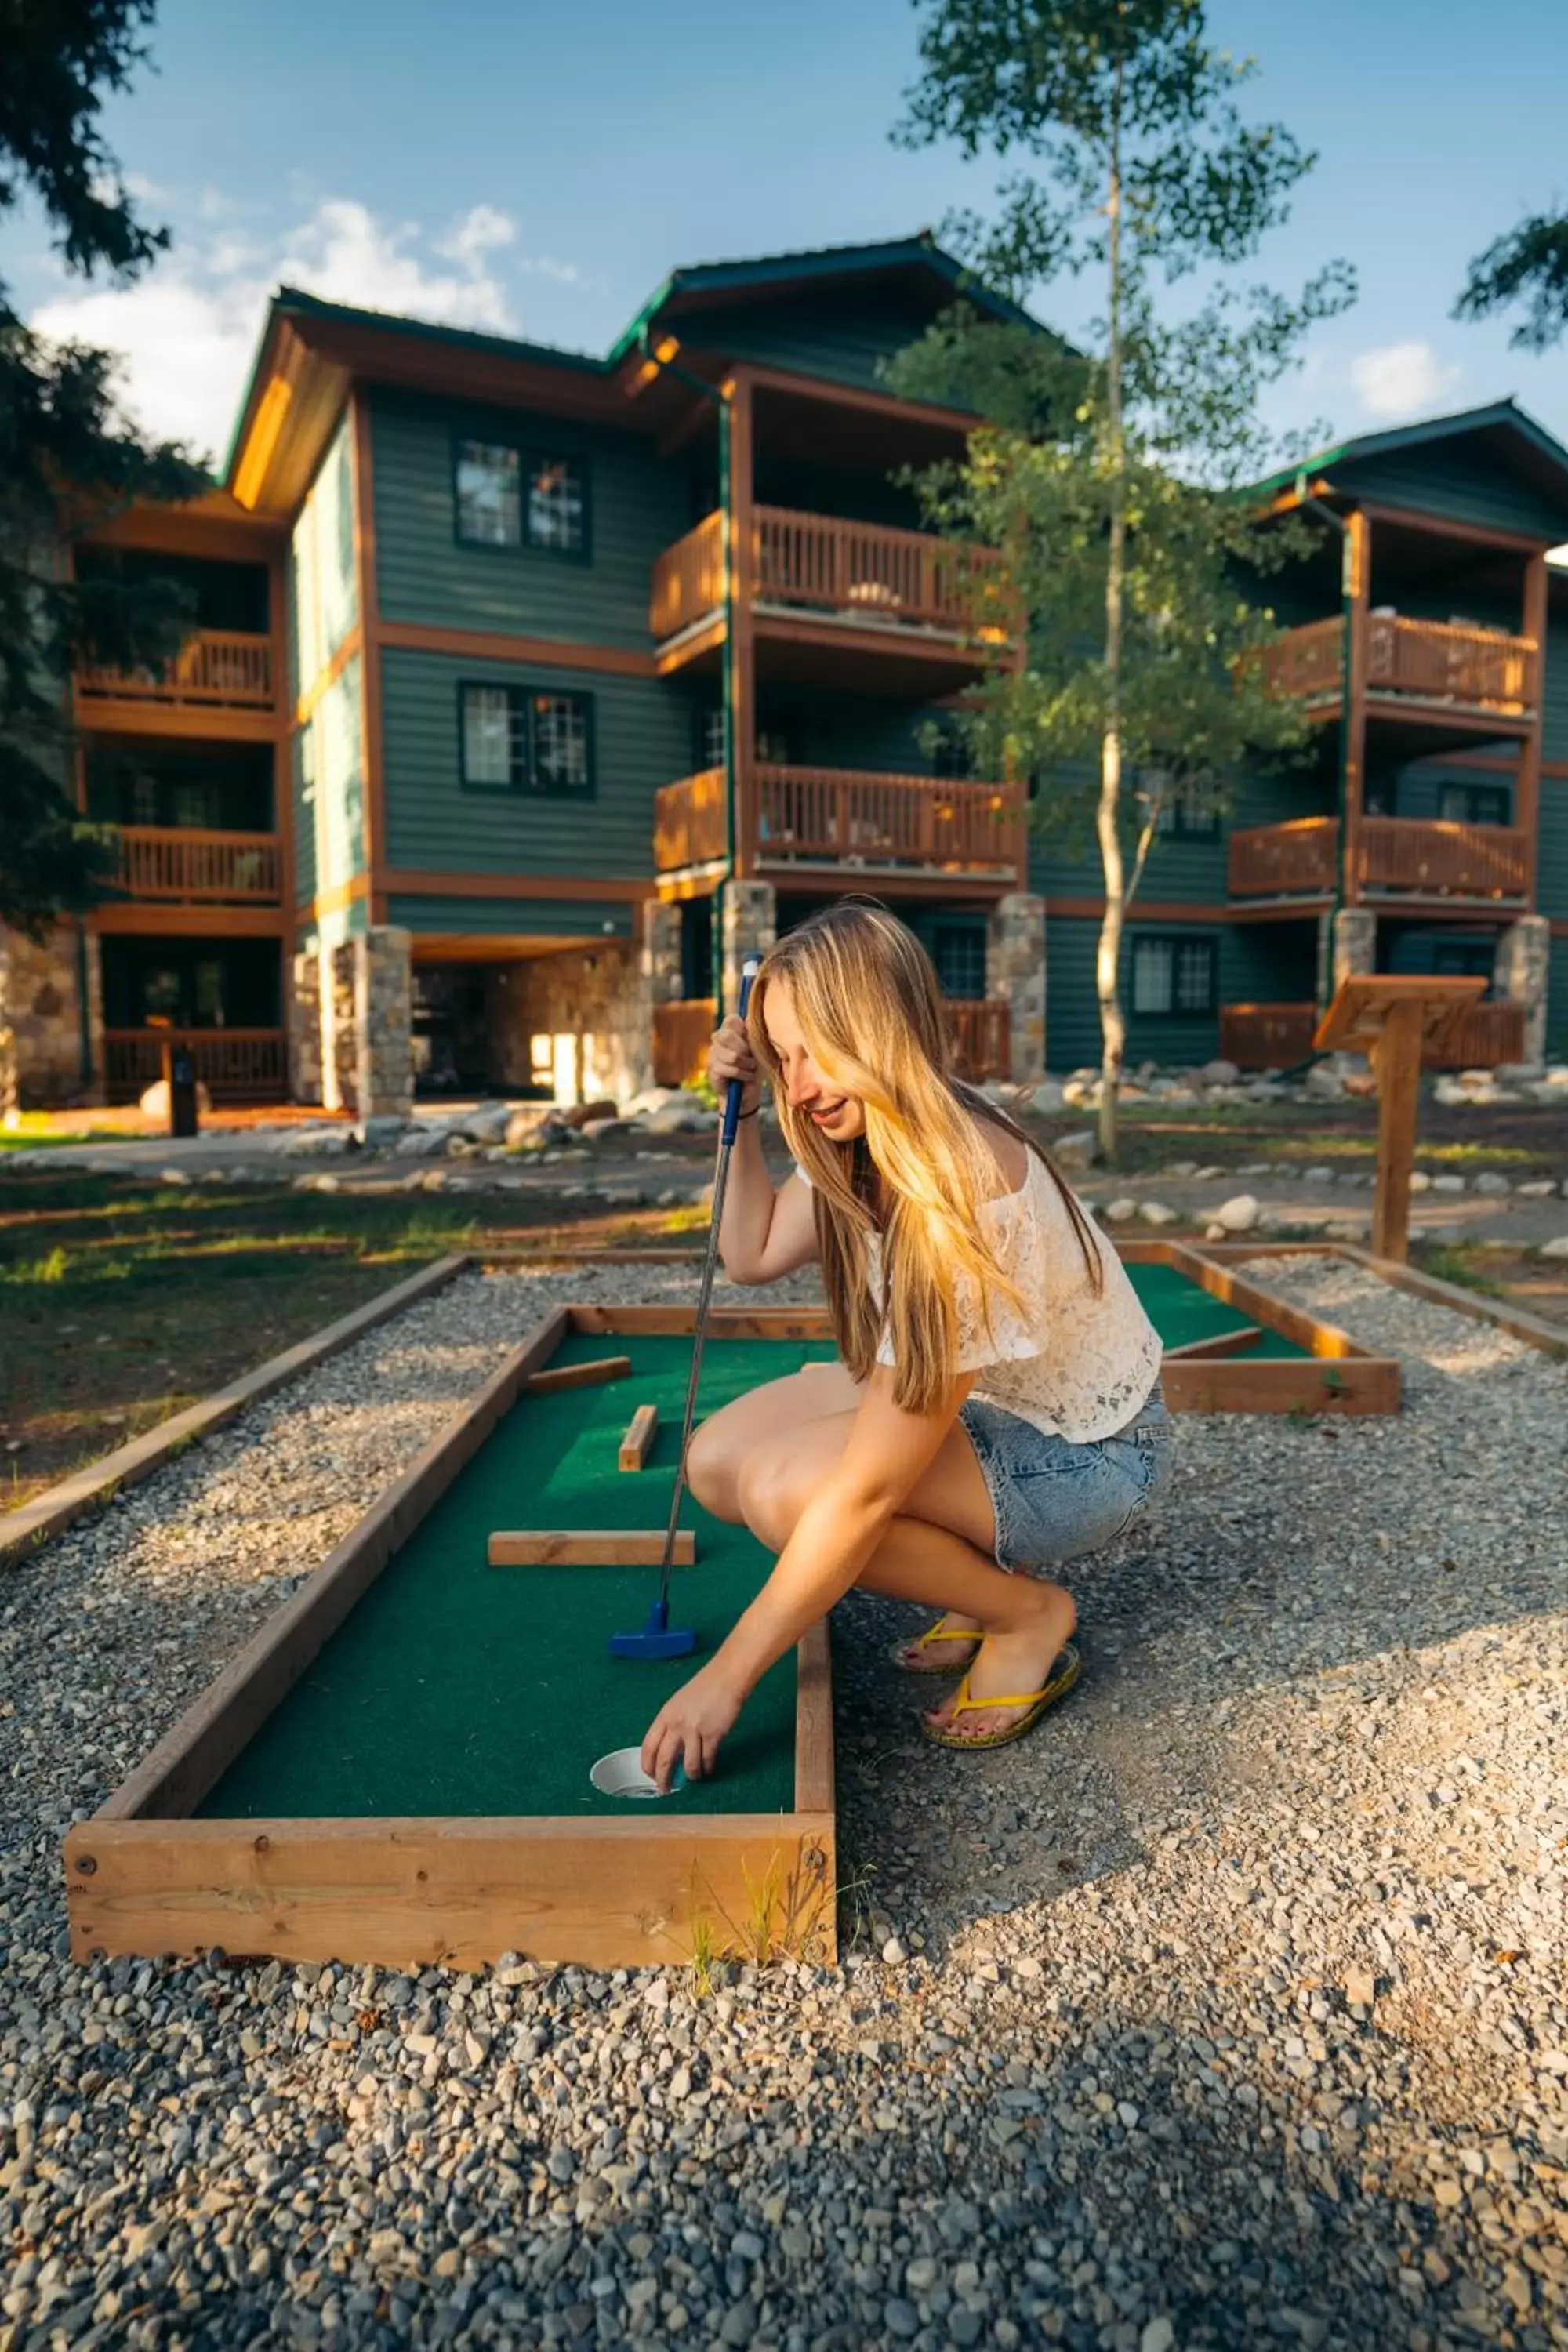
[641,1099,719,1134]
[1138,1200,1178,1226]
[1212,1193,1260,1233]
[455,1102,514,1143]
[1197,1058,1240,1087]
[274,1124,354,1156]
[620,1087,689,1121]
[1051,1128,1097,1172]
[393,1124,447,1158]
[1023,1077,1065,1114]
[351,1114,411,1151]
[1536,1234,1568,1259]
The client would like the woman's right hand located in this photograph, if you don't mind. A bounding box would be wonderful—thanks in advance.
[708,1013,761,1117]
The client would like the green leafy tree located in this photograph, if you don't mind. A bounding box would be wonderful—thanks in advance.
[1454,209,1568,350]
[893,0,1354,1158]
[1,0,206,936]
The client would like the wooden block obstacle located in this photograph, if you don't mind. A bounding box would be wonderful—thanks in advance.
[522,1355,631,1396]
[618,1403,659,1472]
[487,1529,696,1568]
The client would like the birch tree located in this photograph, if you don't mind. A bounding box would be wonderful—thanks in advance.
[894,0,1352,1158]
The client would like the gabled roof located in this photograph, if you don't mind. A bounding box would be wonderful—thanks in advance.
[1252,397,1568,516]
[608,230,1039,362]
[223,234,1045,514]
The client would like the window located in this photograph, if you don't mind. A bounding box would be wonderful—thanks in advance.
[931,923,988,1000]
[459,684,594,795]
[1431,939,1496,989]
[454,439,588,555]
[1439,782,1510,828]
[1152,778,1219,839]
[1131,934,1216,1017]
[931,724,973,782]
[695,704,727,773]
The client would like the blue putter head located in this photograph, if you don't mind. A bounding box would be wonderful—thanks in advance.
[608,1601,696,1661]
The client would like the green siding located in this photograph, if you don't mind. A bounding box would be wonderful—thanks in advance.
[387,895,637,945]
[1540,778,1568,922]
[292,733,315,905]
[1334,445,1568,542]
[369,389,689,648]
[380,648,687,878]
[1392,758,1515,824]
[1045,915,1317,1072]
[1548,938,1568,1061]
[675,285,938,396]
[1541,613,1568,765]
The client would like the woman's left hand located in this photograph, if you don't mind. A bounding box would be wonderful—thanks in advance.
[641,1663,745,1791]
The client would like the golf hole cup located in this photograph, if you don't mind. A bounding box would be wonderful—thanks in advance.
[590,1747,687,1800]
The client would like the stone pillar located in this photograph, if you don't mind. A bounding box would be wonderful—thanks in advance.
[0,921,103,1113]
[1331,906,1377,994]
[985,891,1047,1086]
[720,880,776,1020]
[319,940,358,1113]
[643,898,684,1008]
[354,925,413,1116]
[288,949,323,1105]
[1494,913,1550,1066]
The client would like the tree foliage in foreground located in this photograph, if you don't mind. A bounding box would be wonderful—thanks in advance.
[1454,209,1568,353]
[892,0,1355,1156]
[1,0,206,937]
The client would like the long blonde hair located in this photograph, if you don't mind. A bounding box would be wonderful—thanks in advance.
[748,898,1102,1414]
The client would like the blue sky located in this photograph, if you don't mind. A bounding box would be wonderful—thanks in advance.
[10,0,1568,466]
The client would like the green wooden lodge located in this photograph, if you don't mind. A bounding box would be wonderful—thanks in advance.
[5,234,1568,1115]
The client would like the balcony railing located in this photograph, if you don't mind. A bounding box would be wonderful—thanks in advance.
[649,506,1011,648]
[1219,1003,1319,1070]
[103,1027,288,1104]
[650,514,726,644]
[1260,612,1537,720]
[1229,816,1339,897]
[652,1000,718,1089]
[77,627,276,711]
[114,825,282,903]
[653,768,727,870]
[949,999,1011,1082]
[1355,816,1530,900]
[753,507,1009,639]
[1221,997,1526,1073]
[756,765,1019,877]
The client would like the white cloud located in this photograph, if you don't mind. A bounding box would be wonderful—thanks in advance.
[1350,340,1464,424]
[27,196,549,461]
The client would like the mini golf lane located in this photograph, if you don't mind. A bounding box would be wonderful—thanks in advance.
[198,1334,839,1826]
[195,1265,1305,1828]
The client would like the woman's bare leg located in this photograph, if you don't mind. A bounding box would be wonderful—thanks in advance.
[739,1411,1077,1742]
[686,1362,860,1522]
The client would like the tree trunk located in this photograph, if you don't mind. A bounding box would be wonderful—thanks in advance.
[1097,60,1127,1167]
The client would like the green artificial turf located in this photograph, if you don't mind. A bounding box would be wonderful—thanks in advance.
[198,1333,838,1824]
[196,1262,1305,1825]
[1125,1261,1308,1358]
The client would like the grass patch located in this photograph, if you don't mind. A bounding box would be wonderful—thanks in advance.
[1410,1242,1507,1297]
[0,1175,690,1516]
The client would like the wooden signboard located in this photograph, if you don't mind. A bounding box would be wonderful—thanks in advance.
[1314,975,1487,1261]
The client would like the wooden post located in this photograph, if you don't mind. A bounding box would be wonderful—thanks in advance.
[1341,508,1370,907]
[728,372,756,877]
[1519,549,1547,906]
[1371,996,1423,1261]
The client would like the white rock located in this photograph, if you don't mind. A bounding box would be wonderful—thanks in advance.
[1212,1193,1260,1234]
[138,1076,212,1120]
[642,1101,719,1134]
[1103,1198,1138,1224]
[456,1102,514,1143]
[1536,1235,1568,1259]
[1304,1065,1345,1101]
[275,1124,354,1157]
[1472,1173,1511,1196]
[1198,1059,1240,1086]
[394,1126,446,1158]
[1138,1200,1178,1227]
[1517,1178,1556,1198]
[1141,2321,1176,2352]
[1024,1079,1065,1113]
[620,1087,688,1120]
[1430,1174,1466,1195]
[1408,1171,1431,1193]
[1051,1129,1096,1171]
[352,1115,410,1150]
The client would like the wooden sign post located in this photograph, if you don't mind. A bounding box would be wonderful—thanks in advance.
[1313,975,1487,1261]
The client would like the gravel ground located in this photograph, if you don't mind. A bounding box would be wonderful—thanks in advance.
[2,1258,1566,2352]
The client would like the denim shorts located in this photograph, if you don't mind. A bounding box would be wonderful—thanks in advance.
[959,1386,1174,1571]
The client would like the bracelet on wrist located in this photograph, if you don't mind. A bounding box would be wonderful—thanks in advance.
[736,1102,760,1120]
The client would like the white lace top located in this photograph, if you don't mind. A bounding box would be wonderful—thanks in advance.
[793,1152,1163,1443]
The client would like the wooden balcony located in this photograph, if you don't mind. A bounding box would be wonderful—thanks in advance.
[1221,997,1524,1073]
[649,506,1011,673]
[114,826,282,904]
[103,1027,288,1104]
[1219,1003,1319,1070]
[653,769,727,871]
[652,1000,717,1089]
[1229,816,1339,898]
[949,999,1011,1082]
[1354,816,1530,902]
[756,765,1019,880]
[77,629,277,713]
[1261,612,1537,724]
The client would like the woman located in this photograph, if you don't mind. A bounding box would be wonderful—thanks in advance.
[640,899,1171,1792]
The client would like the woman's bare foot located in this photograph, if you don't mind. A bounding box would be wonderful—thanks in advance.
[922,1583,1077,1743]
[893,1612,983,1671]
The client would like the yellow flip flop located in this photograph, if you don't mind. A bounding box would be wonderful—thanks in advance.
[890,1617,985,1675]
[920,1643,1081,1751]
